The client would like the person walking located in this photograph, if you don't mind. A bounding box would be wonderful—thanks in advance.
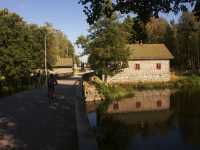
[48,74,58,104]
[36,70,41,88]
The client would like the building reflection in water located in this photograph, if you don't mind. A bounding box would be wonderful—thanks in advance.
[86,89,172,150]
[86,89,200,150]
[107,89,171,113]
[86,89,172,129]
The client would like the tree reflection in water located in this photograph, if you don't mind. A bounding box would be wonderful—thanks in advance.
[97,116,131,150]
[97,110,172,150]
[172,90,200,147]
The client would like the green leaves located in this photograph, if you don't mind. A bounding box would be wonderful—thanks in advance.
[0,9,74,85]
[79,15,129,77]
[79,0,197,25]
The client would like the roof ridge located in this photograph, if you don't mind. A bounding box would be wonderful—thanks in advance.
[128,43,174,60]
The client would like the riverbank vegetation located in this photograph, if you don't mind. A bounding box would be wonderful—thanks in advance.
[116,75,200,90]
[84,74,200,113]
[0,9,75,97]
[86,76,134,112]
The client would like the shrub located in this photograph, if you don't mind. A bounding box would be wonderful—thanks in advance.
[92,79,134,113]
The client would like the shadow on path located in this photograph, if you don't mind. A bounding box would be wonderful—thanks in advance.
[0,78,80,150]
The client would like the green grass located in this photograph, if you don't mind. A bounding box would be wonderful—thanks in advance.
[116,75,200,90]
[94,81,134,101]
[92,80,134,113]
[175,75,200,89]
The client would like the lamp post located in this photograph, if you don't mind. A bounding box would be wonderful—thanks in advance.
[44,34,48,86]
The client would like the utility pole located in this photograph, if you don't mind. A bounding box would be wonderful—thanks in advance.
[44,34,48,86]
[66,47,68,57]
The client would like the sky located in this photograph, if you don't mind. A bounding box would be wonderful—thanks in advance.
[0,0,193,56]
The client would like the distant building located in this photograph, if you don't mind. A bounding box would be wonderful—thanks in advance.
[107,44,174,83]
[50,57,73,77]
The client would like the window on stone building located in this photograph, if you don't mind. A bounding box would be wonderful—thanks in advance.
[135,64,140,70]
[136,101,141,108]
[157,100,162,107]
[156,63,161,70]
[113,103,119,110]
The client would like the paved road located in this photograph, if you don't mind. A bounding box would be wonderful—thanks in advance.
[0,78,80,150]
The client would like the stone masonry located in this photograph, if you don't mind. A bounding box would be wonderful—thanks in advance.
[108,60,171,83]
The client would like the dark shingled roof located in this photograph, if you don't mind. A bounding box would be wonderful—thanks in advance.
[128,44,174,60]
[53,57,73,67]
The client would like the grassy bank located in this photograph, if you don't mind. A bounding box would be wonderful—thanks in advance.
[95,75,200,98]
[90,77,134,112]
[117,75,200,90]
[95,82,134,101]
[96,83,134,113]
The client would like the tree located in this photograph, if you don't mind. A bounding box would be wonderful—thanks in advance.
[0,9,34,84]
[79,0,197,25]
[54,30,74,57]
[76,35,90,55]
[132,17,148,43]
[77,16,130,80]
[0,9,75,92]
[146,17,169,43]
[119,16,135,43]
[193,0,200,20]
[176,12,200,71]
[163,23,177,67]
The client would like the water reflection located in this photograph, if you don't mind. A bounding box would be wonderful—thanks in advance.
[86,89,200,150]
[107,89,171,113]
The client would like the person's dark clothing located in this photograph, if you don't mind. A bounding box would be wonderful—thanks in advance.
[47,76,57,103]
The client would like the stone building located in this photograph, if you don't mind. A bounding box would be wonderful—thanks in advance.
[50,57,73,77]
[107,44,174,83]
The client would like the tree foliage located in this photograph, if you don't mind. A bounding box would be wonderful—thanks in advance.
[175,12,200,71]
[0,9,74,88]
[78,10,200,74]
[54,29,74,57]
[76,16,130,78]
[79,0,197,25]
[0,9,33,82]
[146,17,169,43]
[135,12,200,72]
[75,35,90,55]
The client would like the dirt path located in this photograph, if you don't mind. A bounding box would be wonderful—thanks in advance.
[0,78,81,150]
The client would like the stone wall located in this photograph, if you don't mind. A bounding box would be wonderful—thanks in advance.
[83,81,105,102]
[108,60,171,83]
